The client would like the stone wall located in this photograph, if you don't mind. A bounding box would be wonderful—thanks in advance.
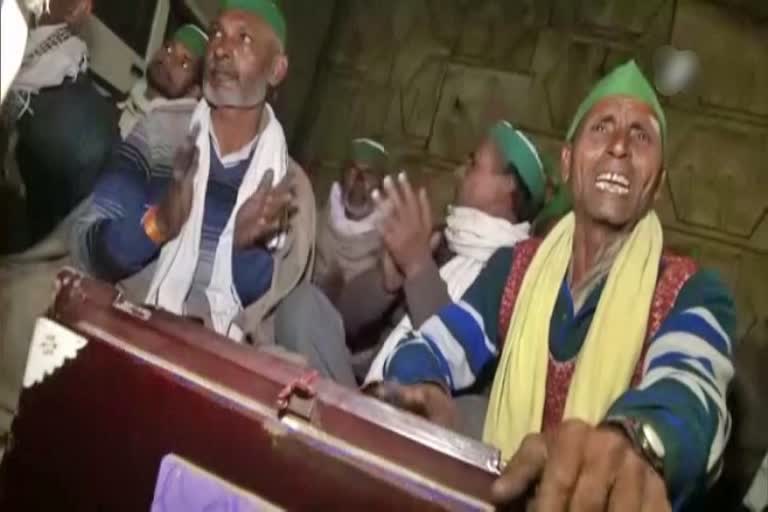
[296,0,768,343]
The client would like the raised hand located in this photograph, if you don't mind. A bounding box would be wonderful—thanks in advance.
[234,169,295,250]
[372,172,436,280]
[155,124,201,241]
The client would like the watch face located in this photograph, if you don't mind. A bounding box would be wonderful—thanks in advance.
[642,423,666,458]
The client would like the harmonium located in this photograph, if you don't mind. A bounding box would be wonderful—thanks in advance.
[0,269,507,511]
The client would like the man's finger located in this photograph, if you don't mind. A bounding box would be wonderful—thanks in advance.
[246,219,281,243]
[382,175,404,217]
[397,172,419,218]
[418,187,432,231]
[271,171,294,196]
[569,430,626,512]
[429,231,443,252]
[492,434,548,504]
[536,421,590,512]
[184,147,200,181]
[245,170,275,209]
[639,468,671,512]
[607,454,645,512]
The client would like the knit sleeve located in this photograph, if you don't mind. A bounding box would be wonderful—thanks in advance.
[383,247,514,391]
[607,269,735,507]
[72,121,161,281]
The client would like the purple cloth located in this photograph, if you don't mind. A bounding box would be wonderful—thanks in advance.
[151,454,281,512]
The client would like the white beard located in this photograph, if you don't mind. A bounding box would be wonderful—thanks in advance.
[203,78,267,109]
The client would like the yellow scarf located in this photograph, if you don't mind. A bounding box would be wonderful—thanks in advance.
[483,211,663,460]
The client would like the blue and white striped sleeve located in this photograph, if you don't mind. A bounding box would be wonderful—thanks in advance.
[607,269,735,507]
[383,247,515,392]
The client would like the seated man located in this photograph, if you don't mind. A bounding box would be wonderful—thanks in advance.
[118,24,208,138]
[373,61,735,510]
[337,121,545,379]
[71,0,354,384]
[313,137,389,299]
[4,22,208,264]
[8,0,119,246]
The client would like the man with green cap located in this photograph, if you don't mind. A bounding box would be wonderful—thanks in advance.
[71,0,356,387]
[329,120,545,381]
[370,61,735,510]
[314,138,391,297]
[118,23,209,137]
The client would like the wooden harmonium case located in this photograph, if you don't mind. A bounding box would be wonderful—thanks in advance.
[0,269,505,511]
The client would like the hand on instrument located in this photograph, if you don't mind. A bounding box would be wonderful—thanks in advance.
[492,419,671,512]
[234,169,295,250]
[366,382,458,431]
[155,125,201,241]
[372,172,436,280]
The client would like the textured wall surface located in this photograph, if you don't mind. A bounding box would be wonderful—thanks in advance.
[297,0,768,343]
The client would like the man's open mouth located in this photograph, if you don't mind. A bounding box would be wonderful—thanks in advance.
[595,172,630,196]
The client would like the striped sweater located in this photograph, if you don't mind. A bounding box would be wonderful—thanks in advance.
[383,246,735,508]
[73,106,274,315]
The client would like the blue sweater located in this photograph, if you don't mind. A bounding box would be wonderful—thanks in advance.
[75,116,273,310]
[384,247,735,508]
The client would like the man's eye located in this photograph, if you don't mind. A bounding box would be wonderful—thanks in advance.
[182,62,189,70]
[241,33,252,44]
[165,46,172,54]
[213,30,223,39]
[633,130,651,143]
[592,121,608,133]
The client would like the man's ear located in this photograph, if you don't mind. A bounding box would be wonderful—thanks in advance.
[560,144,572,184]
[654,168,667,201]
[268,54,289,87]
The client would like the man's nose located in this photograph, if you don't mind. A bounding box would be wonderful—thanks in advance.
[213,39,233,61]
[607,130,629,158]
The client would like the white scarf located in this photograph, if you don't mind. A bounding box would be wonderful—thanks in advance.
[11,24,87,94]
[364,206,531,384]
[145,100,288,340]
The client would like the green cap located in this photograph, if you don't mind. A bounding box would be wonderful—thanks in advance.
[172,24,209,59]
[350,138,390,174]
[489,121,546,208]
[221,0,286,45]
[566,60,666,145]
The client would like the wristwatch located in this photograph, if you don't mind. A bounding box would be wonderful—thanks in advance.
[604,416,666,477]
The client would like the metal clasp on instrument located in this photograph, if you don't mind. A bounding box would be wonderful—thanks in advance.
[275,371,320,423]
[112,293,152,321]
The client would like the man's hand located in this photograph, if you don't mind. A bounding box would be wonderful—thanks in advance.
[366,382,458,431]
[372,173,435,279]
[492,419,671,512]
[381,249,404,294]
[40,0,92,28]
[234,170,294,250]
[155,125,200,241]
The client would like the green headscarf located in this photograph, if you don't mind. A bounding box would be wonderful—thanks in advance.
[220,0,286,45]
[350,138,390,174]
[172,24,209,59]
[566,60,667,145]
[489,121,546,208]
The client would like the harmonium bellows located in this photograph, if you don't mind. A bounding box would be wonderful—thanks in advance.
[0,269,505,511]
